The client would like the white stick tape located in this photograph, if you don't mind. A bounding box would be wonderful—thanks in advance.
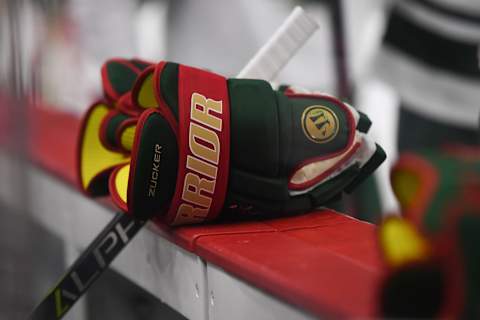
[237,6,319,81]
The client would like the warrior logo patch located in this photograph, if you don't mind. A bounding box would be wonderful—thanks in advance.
[301,105,339,144]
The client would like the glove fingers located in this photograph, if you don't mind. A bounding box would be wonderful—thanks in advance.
[131,62,180,129]
[342,102,372,134]
[129,58,153,71]
[345,143,386,193]
[109,163,130,212]
[77,102,130,195]
[99,110,130,152]
[99,110,138,153]
[356,110,372,133]
[131,65,158,109]
[116,92,143,117]
[127,109,179,221]
[101,58,149,102]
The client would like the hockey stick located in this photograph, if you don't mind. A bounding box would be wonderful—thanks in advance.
[328,0,351,100]
[30,214,145,320]
[29,6,318,319]
[237,6,318,79]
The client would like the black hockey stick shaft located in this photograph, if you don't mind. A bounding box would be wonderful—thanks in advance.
[329,0,351,101]
[29,213,146,320]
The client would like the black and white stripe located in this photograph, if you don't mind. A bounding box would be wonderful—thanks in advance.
[376,0,480,128]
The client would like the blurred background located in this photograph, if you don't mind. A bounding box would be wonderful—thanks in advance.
[0,0,479,318]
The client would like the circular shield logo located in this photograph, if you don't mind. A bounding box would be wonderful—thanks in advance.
[301,105,339,143]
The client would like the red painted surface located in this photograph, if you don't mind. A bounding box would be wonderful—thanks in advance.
[29,106,79,185]
[25,106,383,318]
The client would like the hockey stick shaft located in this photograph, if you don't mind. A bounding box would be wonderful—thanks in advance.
[329,0,351,100]
[30,213,145,320]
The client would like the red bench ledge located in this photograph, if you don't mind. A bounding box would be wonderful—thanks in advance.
[29,106,384,318]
